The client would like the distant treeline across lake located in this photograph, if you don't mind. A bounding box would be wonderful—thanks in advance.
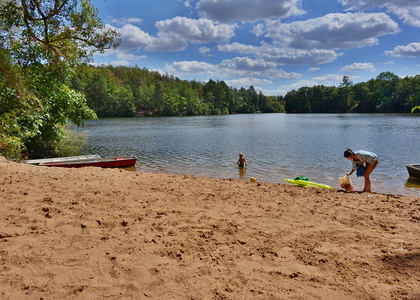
[71,66,419,117]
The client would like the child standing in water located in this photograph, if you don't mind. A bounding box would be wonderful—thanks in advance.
[237,153,247,167]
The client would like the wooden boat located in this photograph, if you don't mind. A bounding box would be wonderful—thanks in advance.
[406,164,420,179]
[39,156,137,168]
[25,155,101,165]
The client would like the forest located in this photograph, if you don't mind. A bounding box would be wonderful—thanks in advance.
[284,73,420,114]
[70,65,285,117]
[72,66,420,117]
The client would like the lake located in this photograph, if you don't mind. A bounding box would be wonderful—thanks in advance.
[78,114,420,197]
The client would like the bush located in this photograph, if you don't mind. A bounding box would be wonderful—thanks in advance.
[55,124,89,157]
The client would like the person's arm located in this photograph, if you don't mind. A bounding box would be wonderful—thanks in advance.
[347,159,356,175]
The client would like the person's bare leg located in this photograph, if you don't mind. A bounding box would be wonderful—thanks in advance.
[363,160,379,193]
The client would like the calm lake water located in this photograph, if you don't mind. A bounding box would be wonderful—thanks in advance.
[78,114,420,197]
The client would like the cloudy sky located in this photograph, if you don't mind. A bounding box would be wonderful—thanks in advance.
[91,0,420,95]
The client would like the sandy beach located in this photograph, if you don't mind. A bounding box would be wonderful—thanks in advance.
[0,156,419,299]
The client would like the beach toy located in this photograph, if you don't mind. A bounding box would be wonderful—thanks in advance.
[285,178,333,189]
[250,177,257,182]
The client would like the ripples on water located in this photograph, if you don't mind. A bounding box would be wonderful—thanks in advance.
[79,114,420,197]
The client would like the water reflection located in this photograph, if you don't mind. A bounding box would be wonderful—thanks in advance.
[405,178,420,189]
[120,166,137,172]
[79,114,420,197]
[238,167,247,179]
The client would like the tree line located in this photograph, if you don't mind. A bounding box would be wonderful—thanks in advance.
[284,73,420,113]
[71,66,419,117]
[70,65,285,117]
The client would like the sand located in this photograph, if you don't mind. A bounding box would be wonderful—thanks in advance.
[0,156,419,299]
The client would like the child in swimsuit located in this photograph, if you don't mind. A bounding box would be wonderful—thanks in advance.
[237,153,247,168]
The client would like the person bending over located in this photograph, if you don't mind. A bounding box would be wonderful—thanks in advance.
[344,149,379,193]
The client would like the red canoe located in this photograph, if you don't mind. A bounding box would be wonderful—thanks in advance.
[39,156,137,168]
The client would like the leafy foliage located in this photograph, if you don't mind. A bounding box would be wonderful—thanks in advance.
[0,0,119,159]
[71,65,286,117]
[1,0,119,66]
[284,73,420,113]
[71,67,418,118]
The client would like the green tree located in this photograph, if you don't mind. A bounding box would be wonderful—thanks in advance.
[339,76,354,111]
[68,64,419,116]
[0,49,41,158]
[352,82,374,113]
[407,75,420,112]
[1,0,118,66]
[340,75,353,87]
[374,72,399,112]
[0,0,119,158]
[247,86,259,113]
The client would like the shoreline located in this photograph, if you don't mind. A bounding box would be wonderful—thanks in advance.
[1,156,419,299]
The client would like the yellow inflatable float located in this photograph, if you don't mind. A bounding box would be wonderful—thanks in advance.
[285,178,333,189]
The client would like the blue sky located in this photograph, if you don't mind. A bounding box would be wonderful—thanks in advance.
[91,0,420,95]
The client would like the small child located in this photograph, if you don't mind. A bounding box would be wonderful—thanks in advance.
[237,153,247,167]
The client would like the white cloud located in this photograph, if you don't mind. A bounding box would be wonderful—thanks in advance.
[93,48,147,66]
[219,57,277,72]
[290,74,346,89]
[339,0,420,27]
[108,60,130,66]
[163,57,301,81]
[109,17,143,25]
[341,62,376,72]
[218,57,301,79]
[272,74,359,95]
[116,52,147,61]
[392,5,420,27]
[384,42,420,57]
[225,78,273,89]
[199,47,211,55]
[218,43,339,65]
[252,23,266,37]
[197,0,304,23]
[111,17,236,52]
[164,61,216,74]
[308,67,321,72]
[261,13,399,50]
[148,17,236,51]
[102,12,398,70]
[116,24,155,50]
[261,48,340,65]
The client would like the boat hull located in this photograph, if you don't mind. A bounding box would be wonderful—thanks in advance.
[39,156,137,168]
[25,155,101,165]
[406,164,420,179]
